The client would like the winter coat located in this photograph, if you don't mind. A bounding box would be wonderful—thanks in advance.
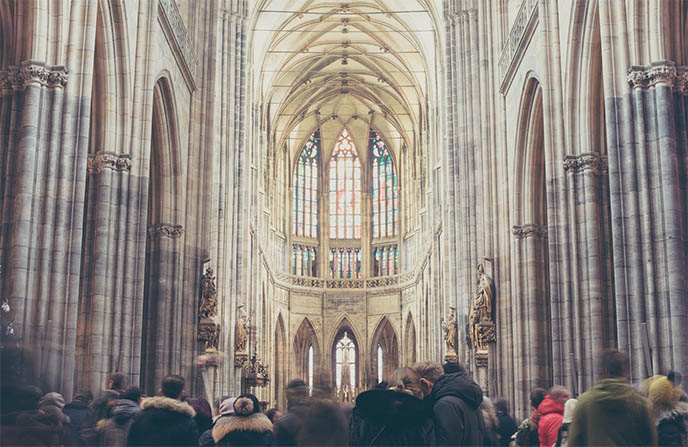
[513,410,541,446]
[272,401,310,446]
[97,399,140,447]
[63,400,92,445]
[496,411,517,446]
[126,396,199,446]
[211,412,273,446]
[537,396,564,447]
[568,378,657,447]
[655,401,688,447]
[0,409,73,446]
[349,389,435,446]
[429,371,485,446]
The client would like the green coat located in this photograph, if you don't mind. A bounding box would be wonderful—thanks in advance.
[568,378,657,446]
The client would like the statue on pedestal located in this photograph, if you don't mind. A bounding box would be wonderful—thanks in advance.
[469,264,496,357]
[442,307,458,362]
[235,305,249,355]
[198,266,221,351]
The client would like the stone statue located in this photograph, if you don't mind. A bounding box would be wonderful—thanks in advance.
[235,305,249,354]
[199,267,217,319]
[442,307,457,354]
[475,264,494,323]
[469,264,496,353]
[469,306,481,350]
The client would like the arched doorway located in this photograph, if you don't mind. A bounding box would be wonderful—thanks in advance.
[370,317,398,386]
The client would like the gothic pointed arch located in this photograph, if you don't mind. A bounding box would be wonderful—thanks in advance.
[370,316,398,386]
[330,318,360,394]
[294,317,321,390]
[404,313,417,365]
[141,76,184,394]
[274,314,287,408]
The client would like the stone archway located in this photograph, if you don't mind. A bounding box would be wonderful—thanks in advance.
[293,318,320,389]
[404,313,417,365]
[370,317,398,386]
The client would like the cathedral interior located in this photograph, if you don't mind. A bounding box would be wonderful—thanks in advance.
[0,0,687,420]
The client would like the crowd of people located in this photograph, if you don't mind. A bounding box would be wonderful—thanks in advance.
[1,349,686,446]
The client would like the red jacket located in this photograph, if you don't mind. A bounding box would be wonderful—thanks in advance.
[537,395,564,447]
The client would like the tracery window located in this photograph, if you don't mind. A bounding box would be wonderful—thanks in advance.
[370,130,398,238]
[329,129,361,239]
[335,332,356,390]
[293,131,320,238]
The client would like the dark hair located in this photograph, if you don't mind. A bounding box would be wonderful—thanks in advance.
[443,362,466,375]
[287,379,307,389]
[74,390,94,403]
[374,381,389,390]
[234,393,261,416]
[287,379,308,405]
[266,407,281,422]
[298,399,348,446]
[530,387,546,409]
[121,386,142,403]
[601,349,629,379]
[108,372,127,390]
[668,371,683,386]
[494,398,509,415]
[161,375,185,399]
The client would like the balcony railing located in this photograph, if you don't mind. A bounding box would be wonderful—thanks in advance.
[498,0,539,94]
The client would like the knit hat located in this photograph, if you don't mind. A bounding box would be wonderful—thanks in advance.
[218,397,236,415]
[562,398,577,424]
[233,393,260,416]
[649,376,680,407]
[39,392,66,410]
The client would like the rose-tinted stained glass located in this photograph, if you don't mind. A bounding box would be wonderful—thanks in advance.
[293,131,320,239]
[329,129,361,239]
[369,130,398,239]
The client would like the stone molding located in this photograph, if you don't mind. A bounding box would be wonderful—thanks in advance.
[158,0,197,90]
[148,223,185,239]
[498,0,539,94]
[0,61,69,91]
[512,223,547,239]
[628,61,688,92]
[563,152,608,174]
[87,152,132,174]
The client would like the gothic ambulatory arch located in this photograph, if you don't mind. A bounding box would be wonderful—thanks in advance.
[370,317,398,386]
[330,321,360,397]
[294,318,320,391]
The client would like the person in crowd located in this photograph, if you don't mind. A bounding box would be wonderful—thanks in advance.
[81,372,129,444]
[189,398,213,435]
[349,367,434,446]
[568,349,657,446]
[537,386,571,447]
[265,407,282,423]
[38,391,75,445]
[199,397,236,447]
[513,387,546,446]
[299,399,349,446]
[97,386,142,446]
[481,396,500,446]
[555,398,577,447]
[127,375,199,446]
[493,398,517,447]
[648,375,688,446]
[210,393,273,446]
[413,361,484,446]
[668,371,688,403]
[63,390,93,445]
[273,379,310,446]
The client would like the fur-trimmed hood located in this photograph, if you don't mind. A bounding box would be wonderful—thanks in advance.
[212,412,272,443]
[140,396,196,418]
[655,401,688,425]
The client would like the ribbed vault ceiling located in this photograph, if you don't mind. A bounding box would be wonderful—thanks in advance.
[251,0,441,160]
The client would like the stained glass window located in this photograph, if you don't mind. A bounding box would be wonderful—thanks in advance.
[293,131,320,238]
[329,129,361,239]
[370,130,398,238]
[292,244,317,276]
[335,333,356,390]
[377,344,383,383]
[373,245,398,276]
[329,247,362,279]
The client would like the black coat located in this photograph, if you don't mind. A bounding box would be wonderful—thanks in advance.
[656,403,688,447]
[429,372,485,446]
[273,402,310,446]
[211,412,273,446]
[126,397,199,446]
[63,399,92,445]
[496,411,517,446]
[349,389,435,446]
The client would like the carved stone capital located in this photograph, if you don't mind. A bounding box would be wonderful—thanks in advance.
[512,223,547,239]
[564,152,608,174]
[628,61,686,90]
[3,61,70,89]
[87,152,132,174]
[148,223,185,239]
